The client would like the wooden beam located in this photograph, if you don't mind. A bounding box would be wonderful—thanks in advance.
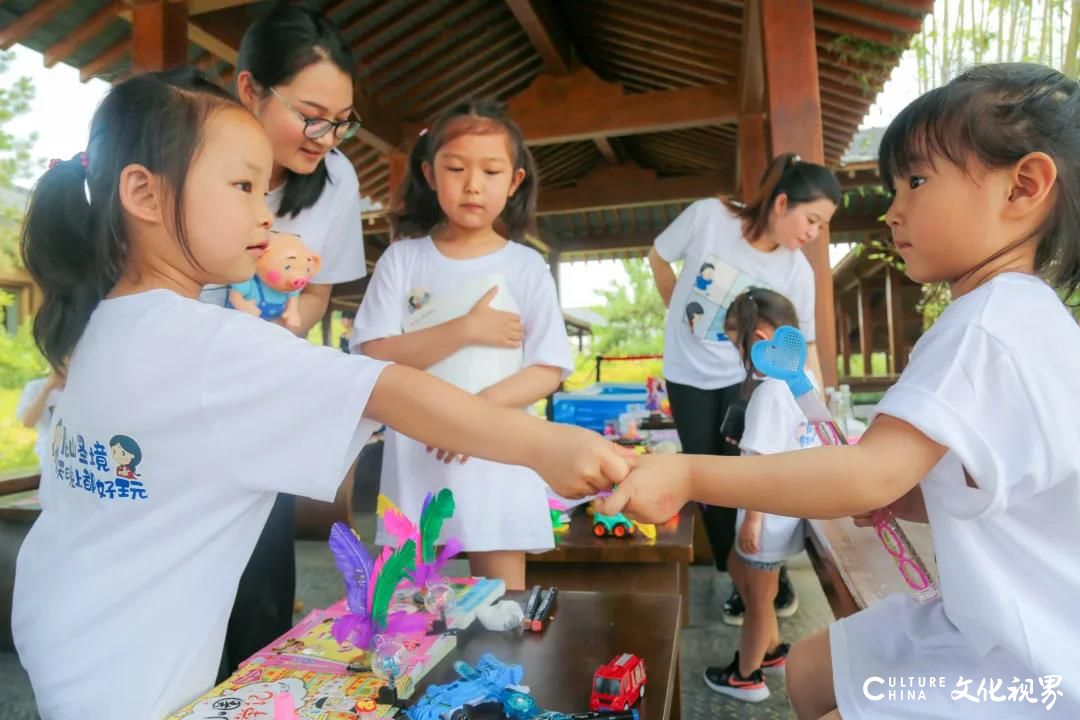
[884,264,906,373]
[763,0,837,388]
[813,13,908,48]
[187,0,257,14]
[737,0,766,200]
[132,0,188,73]
[558,229,657,255]
[538,164,729,215]
[505,67,737,146]
[43,0,124,67]
[505,0,574,75]
[856,278,873,375]
[80,36,129,82]
[0,0,70,51]
[837,299,851,377]
[814,0,924,33]
[118,7,238,65]
[594,138,618,163]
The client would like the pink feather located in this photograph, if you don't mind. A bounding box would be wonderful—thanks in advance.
[382,506,419,545]
[367,545,394,610]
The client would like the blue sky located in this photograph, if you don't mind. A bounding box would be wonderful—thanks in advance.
[3,40,920,308]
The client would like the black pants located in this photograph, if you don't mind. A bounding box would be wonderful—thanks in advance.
[217,492,296,682]
[666,379,747,573]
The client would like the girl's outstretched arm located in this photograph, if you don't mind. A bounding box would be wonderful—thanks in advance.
[597,414,946,523]
[365,364,627,499]
[478,365,563,408]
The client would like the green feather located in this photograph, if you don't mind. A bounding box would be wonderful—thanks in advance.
[419,489,456,564]
[371,539,416,629]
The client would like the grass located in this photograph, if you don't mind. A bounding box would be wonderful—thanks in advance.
[0,387,39,472]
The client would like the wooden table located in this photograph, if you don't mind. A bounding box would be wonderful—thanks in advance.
[414,590,682,720]
[525,507,694,627]
[805,517,936,619]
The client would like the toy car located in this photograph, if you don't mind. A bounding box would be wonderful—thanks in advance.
[593,512,635,538]
[590,653,646,712]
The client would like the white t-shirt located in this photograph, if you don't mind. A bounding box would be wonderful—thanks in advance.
[736,376,821,563]
[15,377,62,469]
[867,273,1080,702]
[200,149,367,305]
[12,290,388,720]
[654,199,816,389]
[352,237,572,551]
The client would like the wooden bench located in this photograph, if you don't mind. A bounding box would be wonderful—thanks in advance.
[0,468,41,652]
[525,506,695,627]
[805,516,936,619]
[415,589,683,720]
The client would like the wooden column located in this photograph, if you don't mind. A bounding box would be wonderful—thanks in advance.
[388,150,408,201]
[837,298,851,378]
[856,279,873,377]
[885,264,906,374]
[737,0,768,199]
[131,0,188,74]
[761,0,837,387]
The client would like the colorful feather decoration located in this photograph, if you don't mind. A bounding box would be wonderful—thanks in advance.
[418,489,455,564]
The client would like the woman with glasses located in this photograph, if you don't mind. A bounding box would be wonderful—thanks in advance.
[207,4,369,681]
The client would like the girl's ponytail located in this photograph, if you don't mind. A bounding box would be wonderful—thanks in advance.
[724,287,801,397]
[724,153,840,241]
[390,129,442,240]
[21,153,119,371]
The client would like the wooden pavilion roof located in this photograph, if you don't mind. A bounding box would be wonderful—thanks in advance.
[2,0,927,268]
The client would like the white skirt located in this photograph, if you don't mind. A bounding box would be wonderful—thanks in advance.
[375,430,555,553]
[830,593,1077,718]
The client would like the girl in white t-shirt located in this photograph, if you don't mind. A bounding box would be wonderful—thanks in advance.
[602,63,1080,719]
[353,99,571,590]
[703,288,821,704]
[12,70,626,720]
[649,153,839,618]
[15,369,65,469]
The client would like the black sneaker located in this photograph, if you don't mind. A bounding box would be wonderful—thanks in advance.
[775,565,799,618]
[722,586,744,626]
[703,654,770,703]
[761,643,790,677]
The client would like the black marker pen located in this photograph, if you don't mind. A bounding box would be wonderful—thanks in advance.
[522,585,543,628]
[530,587,558,632]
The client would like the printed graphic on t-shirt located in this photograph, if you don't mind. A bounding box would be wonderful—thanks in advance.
[684,254,772,344]
[51,418,149,501]
[797,421,819,449]
[407,288,431,314]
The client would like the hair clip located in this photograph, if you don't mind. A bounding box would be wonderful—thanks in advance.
[48,159,61,170]
[419,127,429,137]
[80,151,89,170]
[791,154,801,164]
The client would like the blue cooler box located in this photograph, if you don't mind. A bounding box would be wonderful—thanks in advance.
[552,383,648,432]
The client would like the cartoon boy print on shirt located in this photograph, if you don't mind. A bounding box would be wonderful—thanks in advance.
[695,262,715,291]
[407,288,431,313]
[684,254,772,345]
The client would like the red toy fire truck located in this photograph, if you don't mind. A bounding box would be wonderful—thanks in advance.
[589,653,646,711]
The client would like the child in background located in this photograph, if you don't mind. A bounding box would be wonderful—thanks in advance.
[353,99,572,590]
[704,288,819,703]
[15,368,65,469]
[601,63,1080,718]
[12,70,625,720]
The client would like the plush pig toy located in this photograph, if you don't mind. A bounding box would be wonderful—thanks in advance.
[228,232,321,330]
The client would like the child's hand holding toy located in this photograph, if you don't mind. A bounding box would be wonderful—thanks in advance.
[594,453,691,523]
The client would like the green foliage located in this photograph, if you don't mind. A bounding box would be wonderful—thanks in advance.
[0,291,48,388]
[0,51,37,190]
[0,386,38,472]
[588,258,666,357]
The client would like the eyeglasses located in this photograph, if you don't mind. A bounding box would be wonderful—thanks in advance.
[270,87,362,141]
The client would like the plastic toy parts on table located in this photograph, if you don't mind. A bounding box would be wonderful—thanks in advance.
[590,654,646,712]
[406,654,641,720]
